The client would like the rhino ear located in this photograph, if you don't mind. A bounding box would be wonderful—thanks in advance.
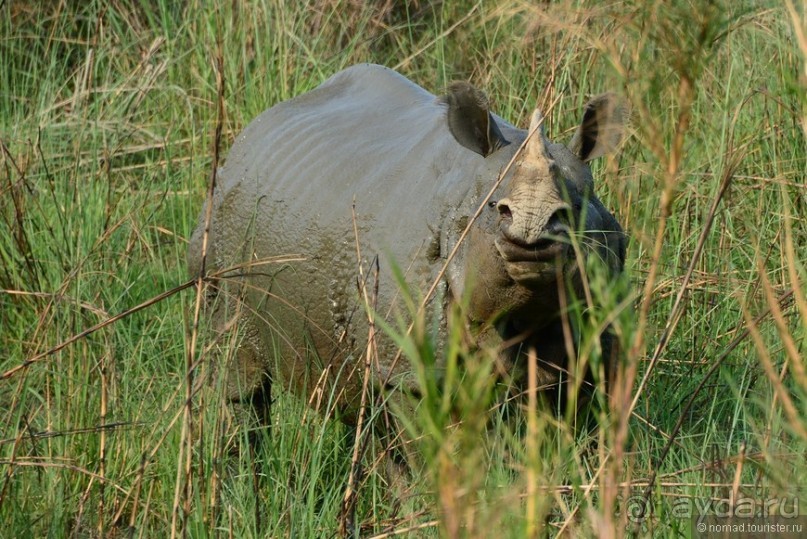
[444,81,509,157]
[568,93,628,162]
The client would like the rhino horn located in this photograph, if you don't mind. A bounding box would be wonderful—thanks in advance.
[524,109,553,168]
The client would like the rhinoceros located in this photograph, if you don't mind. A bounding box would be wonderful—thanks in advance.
[188,63,627,424]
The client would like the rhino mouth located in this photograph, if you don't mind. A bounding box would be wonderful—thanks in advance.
[495,237,569,264]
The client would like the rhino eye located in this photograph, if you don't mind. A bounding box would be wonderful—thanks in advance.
[487,200,497,208]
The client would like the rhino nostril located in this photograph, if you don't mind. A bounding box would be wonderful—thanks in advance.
[497,201,512,221]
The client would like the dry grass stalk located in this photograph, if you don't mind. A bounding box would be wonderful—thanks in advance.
[338,202,381,537]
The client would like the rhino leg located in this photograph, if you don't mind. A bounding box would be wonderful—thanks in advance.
[205,283,273,432]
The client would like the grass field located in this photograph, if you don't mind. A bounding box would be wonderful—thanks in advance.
[1,1,805,537]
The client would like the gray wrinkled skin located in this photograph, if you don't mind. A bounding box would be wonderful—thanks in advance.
[188,64,627,422]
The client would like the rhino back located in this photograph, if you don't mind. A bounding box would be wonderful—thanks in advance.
[219,65,507,237]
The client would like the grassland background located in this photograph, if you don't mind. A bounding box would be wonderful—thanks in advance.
[1,0,805,537]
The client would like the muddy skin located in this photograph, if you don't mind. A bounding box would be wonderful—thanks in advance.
[188,63,628,431]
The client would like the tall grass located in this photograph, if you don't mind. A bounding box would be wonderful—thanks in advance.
[1,0,804,537]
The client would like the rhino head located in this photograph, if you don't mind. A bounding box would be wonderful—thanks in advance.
[443,84,628,388]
